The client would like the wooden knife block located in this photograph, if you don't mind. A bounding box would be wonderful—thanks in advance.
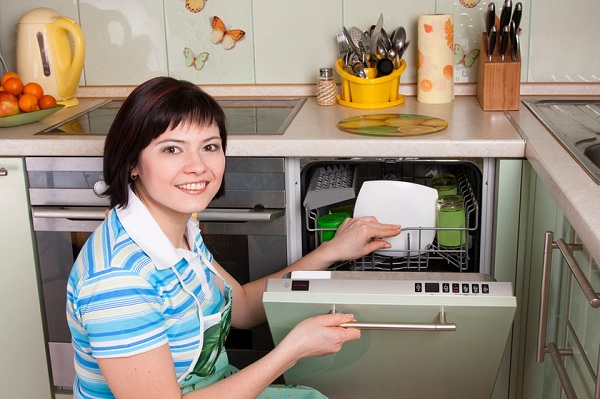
[476,32,521,111]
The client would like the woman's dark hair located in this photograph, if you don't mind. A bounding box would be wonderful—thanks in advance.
[102,77,227,209]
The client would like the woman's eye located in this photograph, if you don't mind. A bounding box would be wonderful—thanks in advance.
[163,146,181,154]
[204,143,220,152]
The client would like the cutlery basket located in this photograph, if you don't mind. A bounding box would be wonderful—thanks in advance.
[335,58,406,109]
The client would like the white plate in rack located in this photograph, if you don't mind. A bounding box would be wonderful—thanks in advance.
[353,180,438,256]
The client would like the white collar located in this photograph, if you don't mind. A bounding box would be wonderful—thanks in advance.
[116,187,200,270]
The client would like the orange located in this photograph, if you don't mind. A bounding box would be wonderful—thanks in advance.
[18,93,40,112]
[23,82,44,100]
[4,77,24,96]
[1,72,19,86]
[39,94,57,110]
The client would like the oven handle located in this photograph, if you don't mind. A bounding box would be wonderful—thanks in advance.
[335,310,457,332]
[32,206,285,222]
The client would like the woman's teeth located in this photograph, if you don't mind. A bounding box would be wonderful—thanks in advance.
[178,182,206,191]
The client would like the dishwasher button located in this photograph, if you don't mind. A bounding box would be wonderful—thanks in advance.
[482,284,490,294]
[452,283,460,293]
[291,280,310,291]
[472,284,479,294]
[442,283,450,293]
[462,283,469,293]
[415,283,422,292]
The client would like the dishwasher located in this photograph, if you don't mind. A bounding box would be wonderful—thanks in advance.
[263,158,517,399]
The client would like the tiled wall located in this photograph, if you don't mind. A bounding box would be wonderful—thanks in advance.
[0,0,598,87]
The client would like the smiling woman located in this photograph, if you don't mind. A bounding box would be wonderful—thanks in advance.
[65,76,400,399]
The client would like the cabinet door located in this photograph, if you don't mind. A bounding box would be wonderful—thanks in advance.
[520,162,600,398]
[0,158,52,397]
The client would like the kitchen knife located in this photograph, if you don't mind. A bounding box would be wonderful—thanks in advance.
[500,25,509,61]
[487,25,497,61]
[370,13,384,67]
[499,0,512,32]
[510,21,519,61]
[486,2,496,36]
[512,2,522,32]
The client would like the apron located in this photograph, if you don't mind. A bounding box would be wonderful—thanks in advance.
[179,259,328,398]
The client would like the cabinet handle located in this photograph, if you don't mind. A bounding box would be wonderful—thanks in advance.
[537,231,600,399]
[0,167,7,177]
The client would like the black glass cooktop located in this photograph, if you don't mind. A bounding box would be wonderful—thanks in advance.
[37,97,305,136]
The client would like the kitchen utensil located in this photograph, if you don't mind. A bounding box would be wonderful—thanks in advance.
[376,58,394,77]
[380,28,392,53]
[349,27,367,65]
[342,26,366,67]
[487,26,497,61]
[353,180,438,255]
[500,25,509,61]
[397,40,410,60]
[337,113,448,136]
[512,2,522,32]
[486,2,496,36]
[510,22,519,62]
[499,0,512,32]
[369,13,384,67]
[16,8,85,107]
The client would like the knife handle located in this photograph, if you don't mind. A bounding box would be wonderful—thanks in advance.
[486,2,496,36]
[512,2,522,32]
[500,25,509,61]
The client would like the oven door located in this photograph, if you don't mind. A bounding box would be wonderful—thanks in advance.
[32,206,286,390]
[263,271,516,399]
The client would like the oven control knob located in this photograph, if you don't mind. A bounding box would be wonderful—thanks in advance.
[93,180,109,197]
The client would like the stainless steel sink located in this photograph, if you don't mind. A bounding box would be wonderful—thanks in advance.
[523,98,600,184]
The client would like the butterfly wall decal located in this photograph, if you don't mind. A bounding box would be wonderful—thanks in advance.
[184,48,209,70]
[454,44,480,68]
[210,16,245,50]
[185,0,205,13]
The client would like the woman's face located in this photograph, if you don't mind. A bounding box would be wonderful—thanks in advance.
[130,121,225,224]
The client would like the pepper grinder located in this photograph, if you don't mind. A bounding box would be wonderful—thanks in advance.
[316,67,337,106]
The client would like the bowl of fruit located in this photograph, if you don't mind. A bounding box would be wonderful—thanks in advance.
[0,72,63,128]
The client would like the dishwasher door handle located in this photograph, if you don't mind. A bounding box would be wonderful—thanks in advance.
[32,206,285,223]
[337,310,457,332]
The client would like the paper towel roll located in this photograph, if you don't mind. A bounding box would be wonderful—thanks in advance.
[417,14,454,104]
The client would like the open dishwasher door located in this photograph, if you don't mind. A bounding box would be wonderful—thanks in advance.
[263,271,516,399]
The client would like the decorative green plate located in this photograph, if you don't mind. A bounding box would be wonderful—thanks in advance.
[337,113,448,136]
[0,105,65,128]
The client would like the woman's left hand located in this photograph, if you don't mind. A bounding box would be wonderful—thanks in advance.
[319,216,401,263]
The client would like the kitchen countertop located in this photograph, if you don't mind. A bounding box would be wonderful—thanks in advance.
[1,90,599,263]
[0,96,524,157]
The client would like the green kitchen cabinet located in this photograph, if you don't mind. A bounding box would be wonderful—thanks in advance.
[517,161,600,398]
[0,158,52,397]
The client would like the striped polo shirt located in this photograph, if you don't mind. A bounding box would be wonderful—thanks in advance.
[66,188,224,399]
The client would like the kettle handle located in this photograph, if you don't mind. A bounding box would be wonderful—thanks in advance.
[47,16,85,99]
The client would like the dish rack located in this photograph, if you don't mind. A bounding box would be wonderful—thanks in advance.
[304,163,479,272]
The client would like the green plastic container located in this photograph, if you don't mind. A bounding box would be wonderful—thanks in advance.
[432,173,457,197]
[436,195,466,247]
[317,212,350,242]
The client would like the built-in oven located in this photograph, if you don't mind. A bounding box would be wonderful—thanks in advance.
[26,156,288,393]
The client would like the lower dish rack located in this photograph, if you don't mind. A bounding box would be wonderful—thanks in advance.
[304,163,479,272]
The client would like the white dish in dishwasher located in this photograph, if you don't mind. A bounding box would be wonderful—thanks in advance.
[353,180,438,256]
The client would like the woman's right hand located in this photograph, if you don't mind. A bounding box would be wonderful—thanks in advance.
[278,313,361,361]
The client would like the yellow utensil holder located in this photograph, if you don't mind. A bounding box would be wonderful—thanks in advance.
[335,58,406,109]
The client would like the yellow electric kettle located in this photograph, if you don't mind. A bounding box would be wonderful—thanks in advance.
[16,8,85,107]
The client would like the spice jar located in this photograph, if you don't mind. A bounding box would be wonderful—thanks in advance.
[316,67,337,106]
[436,195,466,248]
[432,173,457,197]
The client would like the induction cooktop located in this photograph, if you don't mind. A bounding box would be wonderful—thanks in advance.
[36,97,305,136]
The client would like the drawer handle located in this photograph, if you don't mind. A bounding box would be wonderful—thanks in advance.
[0,167,7,177]
[537,231,600,399]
